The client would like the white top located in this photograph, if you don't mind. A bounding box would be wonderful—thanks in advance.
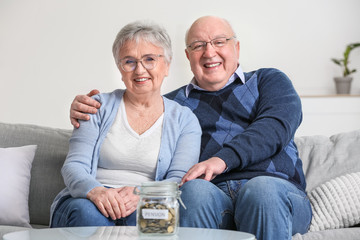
[96,98,163,188]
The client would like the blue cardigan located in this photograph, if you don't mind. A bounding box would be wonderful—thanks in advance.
[50,89,201,222]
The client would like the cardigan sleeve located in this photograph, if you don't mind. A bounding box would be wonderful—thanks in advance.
[157,99,202,183]
[61,94,105,198]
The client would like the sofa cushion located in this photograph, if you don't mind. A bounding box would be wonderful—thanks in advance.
[0,122,72,226]
[0,145,37,227]
[295,130,360,192]
[308,172,360,231]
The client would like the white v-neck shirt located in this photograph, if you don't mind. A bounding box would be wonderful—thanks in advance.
[97,98,164,188]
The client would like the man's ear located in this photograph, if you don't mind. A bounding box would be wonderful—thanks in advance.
[185,49,190,60]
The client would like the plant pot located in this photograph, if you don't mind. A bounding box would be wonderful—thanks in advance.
[334,76,353,94]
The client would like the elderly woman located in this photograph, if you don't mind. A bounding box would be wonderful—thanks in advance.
[50,21,201,227]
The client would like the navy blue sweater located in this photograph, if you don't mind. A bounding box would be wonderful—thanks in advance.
[165,68,306,191]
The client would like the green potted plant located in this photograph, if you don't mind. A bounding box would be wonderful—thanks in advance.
[331,42,360,94]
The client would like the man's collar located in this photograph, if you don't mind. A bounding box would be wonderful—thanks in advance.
[185,65,245,97]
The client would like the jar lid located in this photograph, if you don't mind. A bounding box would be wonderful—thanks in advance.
[135,181,186,209]
[136,181,179,196]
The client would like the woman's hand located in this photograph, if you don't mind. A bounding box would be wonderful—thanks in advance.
[86,186,126,220]
[70,89,101,128]
[117,186,140,217]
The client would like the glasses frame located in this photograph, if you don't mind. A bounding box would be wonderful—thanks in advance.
[187,36,236,52]
[118,54,164,72]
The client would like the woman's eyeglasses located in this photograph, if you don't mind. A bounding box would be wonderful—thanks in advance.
[118,54,164,72]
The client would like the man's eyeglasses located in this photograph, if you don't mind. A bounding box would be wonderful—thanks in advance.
[118,54,164,72]
[187,36,236,52]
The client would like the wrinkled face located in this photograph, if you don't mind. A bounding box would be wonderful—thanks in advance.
[118,39,169,96]
[185,17,240,91]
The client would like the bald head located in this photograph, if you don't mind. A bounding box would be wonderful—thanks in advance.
[185,16,236,46]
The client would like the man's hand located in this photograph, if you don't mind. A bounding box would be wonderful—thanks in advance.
[70,89,101,128]
[181,157,227,185]
[86,186,127,220]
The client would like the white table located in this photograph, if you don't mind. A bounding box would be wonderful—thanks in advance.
[3,226,255,240]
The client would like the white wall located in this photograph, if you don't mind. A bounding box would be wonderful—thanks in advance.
[297,96,360,137]
[1,0,360,130]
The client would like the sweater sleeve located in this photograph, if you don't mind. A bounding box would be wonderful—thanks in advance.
[214,68,302,171]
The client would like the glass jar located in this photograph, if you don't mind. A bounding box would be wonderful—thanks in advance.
[134,181,182,236]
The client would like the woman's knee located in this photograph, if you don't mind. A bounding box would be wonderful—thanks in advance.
[54,198,112,227]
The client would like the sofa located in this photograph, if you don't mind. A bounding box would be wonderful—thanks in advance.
[0,121,360,239]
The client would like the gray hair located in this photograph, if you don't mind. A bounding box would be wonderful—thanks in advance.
[112,20,172,64]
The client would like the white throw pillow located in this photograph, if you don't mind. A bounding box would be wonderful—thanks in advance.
[309,171,360,231]
[0,145,37,227]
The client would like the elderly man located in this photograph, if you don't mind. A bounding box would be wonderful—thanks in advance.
[69,16,312,240]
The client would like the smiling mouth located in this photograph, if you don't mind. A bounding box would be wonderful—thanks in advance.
[134,78,149,82]
[204,62,221,68]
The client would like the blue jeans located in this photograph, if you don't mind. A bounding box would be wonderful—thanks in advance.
[51,196,136,227]
[179,176,312,240]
